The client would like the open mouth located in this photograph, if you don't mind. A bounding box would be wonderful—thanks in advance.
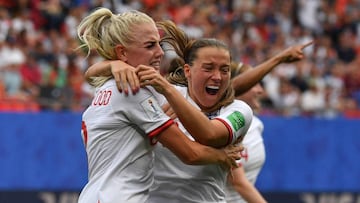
[206,85,219,95]
[151,61,161,70]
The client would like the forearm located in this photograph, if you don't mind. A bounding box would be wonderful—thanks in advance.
[232,41,312,96]
[162,86,228,147]
[158,125,229,165]
[85,61,113,82]
[184,144,227,165]
[232,55,282,96]
[230,168,268,203]
[234,181,267,203]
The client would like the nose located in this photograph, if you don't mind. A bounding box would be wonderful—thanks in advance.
[211,70,221,81]
[155,43,164,58]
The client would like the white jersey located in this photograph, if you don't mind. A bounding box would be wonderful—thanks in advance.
[148,85,253,203]
[78,79,173,203]
[224,116,266,203]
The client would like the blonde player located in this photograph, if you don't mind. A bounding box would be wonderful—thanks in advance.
[84,19,312,202]
[77,8,244,203]
[86,21,254,202]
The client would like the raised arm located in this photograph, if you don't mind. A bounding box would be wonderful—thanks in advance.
[232,41,313,96]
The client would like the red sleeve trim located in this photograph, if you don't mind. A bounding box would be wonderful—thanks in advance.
[148,119,174,145]
[213,117,233,146]
[81,121,88,147]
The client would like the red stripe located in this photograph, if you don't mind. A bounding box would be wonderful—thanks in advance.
[148,119,174,144]
[213,117,233,146]
[81,121,88,147]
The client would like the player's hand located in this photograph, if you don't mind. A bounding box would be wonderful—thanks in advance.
[220,144,244,170]
[162,103,177,119]
[110,61,140,95]
[278,41,313,63]
[136,65,172,94]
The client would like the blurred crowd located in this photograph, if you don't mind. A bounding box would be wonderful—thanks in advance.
[0,0,360,118]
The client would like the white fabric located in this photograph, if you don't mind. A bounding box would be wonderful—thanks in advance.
[78,79,172,203]
[224,116,266,203]
[148,85,253,203]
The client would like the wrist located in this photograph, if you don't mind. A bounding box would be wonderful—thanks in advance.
[162,84,178,97]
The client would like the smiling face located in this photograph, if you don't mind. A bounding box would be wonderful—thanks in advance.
[184,46,231,111]
[116,22,164,71]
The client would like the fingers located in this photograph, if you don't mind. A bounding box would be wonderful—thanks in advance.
[221,157,238,171]
[224,149,242,161]
[169,113,178,120]
[137,66,162,85]
[111,64,140,95]
[119,70,129,95]
[221,146,242,170]
[113,74,124,94]
[128,70,140,94]
[114,69,140,95]
[232,159,239,168]
[162,103,171,112]
[162,103,177,118]
[224,144,243,154]
[301,41,314,49]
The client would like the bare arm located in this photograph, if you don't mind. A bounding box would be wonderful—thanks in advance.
[158,124,242,169]
[137,65,245,148]
[232,41,313,96]
[85,60,139,94]
[86,61,251,148]
[227,166,267,203]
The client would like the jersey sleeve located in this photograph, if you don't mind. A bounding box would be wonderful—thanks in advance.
[112,86,173,141]
[213,100,253,145]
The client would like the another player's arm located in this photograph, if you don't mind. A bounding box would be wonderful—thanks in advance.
[228,166,268,203]
[85,60,139,94]
[157,123,242,170]
[231,41,313,96]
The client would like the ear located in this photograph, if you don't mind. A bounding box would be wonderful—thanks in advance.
[184,64,191,78]
[115,45,127,61]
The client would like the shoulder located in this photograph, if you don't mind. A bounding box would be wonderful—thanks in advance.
[98,80,157,102]
[224,99,253,113]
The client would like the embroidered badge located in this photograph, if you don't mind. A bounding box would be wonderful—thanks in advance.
[227,111,245,131]
[141,96,163,119]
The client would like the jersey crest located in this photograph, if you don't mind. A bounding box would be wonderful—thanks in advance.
[141,96,163,119]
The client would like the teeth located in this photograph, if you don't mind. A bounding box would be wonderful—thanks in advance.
[207,86,219,90]
[151,62,160,66]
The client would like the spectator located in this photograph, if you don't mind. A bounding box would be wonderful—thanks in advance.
[0,0,359,115]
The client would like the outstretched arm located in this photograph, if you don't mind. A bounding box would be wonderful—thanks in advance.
[232,41,313,96]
